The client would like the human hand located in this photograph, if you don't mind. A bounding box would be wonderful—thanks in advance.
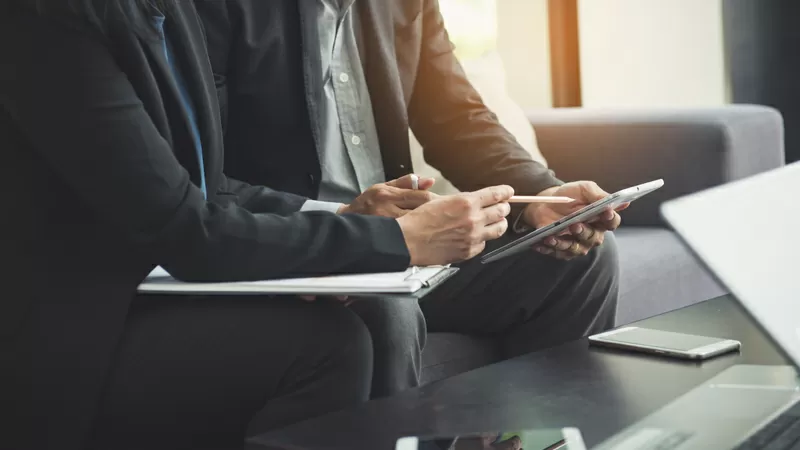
[337,174,436,218]
[523,181,626,261]
[396,185,514,266]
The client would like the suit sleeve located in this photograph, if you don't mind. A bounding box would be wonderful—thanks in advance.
[407,0,563,197]
[1,16,410,282]
[216,174,308,215]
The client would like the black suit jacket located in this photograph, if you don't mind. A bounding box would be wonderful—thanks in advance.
[0,3,408,448]
[195,0,562,201]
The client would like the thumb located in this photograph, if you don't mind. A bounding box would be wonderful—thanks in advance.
[417,177,435,190]
[386,174,435,190]
[581,181,610,203]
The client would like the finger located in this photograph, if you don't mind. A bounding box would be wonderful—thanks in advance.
[479,202,511,226]
[604,211,622,230]
[587,207,614,224]
[382,204,410,219]
[472,185,515,207]
[580,181,611,203]
[395,190,436,209]
[616,202,631,212]
[569,223,591,240]
[480,217,509,242]
[545,236,575,252]
[584,229,605,248]
[595,211,622,231]
[562,238,589,256]
[385,174,435,190]
[336,295,349,302]
[570,223,603,247]
[417,177,436,190]
[535,245,573,260]
[299,295,316,302]
[384,174,415,189]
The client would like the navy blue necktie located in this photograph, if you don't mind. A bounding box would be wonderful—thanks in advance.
[154,16,208,199]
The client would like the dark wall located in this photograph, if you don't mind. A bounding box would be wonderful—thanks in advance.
[723,0,800,163]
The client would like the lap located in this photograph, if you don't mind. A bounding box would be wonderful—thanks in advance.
[348,297,425,342]
[421,232,619,336]
[91,295,370,448]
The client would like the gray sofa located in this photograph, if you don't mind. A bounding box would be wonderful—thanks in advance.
[421,105,785,384]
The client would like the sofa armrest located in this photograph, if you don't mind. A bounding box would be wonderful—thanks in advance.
[528,105,784,226]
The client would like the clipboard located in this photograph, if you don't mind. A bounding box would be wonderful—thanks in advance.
[138,266,459,299]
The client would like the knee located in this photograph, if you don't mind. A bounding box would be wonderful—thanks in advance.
[590,231,621,284]
[578,231,621,308]
[313,305,374,395]
[359,300,426,352]
[328,305,374,365]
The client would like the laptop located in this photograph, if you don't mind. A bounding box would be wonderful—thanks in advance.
[596,162,800,449]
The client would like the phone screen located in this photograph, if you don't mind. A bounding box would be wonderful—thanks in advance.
[396,429,584,450]
[598,328,725,352]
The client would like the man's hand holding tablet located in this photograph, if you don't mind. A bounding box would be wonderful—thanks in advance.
[480,180,663,264]
[523,181,627,261]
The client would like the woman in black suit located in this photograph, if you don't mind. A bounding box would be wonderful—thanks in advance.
[1,0,413,448]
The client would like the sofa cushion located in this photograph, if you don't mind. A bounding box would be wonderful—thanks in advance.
[614,227,725,325]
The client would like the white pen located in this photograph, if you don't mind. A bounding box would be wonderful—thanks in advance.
[508,196,575,204]
[408,174,571,203]
[410,173,419,190]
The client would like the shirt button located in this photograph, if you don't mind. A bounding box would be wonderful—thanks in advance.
[351,135,361,145]
[339,73,350,83]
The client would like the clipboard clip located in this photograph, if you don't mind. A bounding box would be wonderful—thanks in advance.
[404,266,452,288]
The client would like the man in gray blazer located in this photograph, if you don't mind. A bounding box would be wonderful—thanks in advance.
[195,0,621,397]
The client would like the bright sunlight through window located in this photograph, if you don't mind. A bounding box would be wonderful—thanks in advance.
[439,0,498,61]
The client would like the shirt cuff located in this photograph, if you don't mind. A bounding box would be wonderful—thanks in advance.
[300,200,344,214]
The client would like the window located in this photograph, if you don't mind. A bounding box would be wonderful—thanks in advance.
[439,0,498,62]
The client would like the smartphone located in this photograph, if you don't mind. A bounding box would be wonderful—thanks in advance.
[395,428,586,450]
[588,326,741,360]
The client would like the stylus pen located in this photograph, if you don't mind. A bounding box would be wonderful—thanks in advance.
[410,174,573,204]
[508,196,575,204]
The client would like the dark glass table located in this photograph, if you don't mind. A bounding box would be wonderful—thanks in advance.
[249,296,788,449]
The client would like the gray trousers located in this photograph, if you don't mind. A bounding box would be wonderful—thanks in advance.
[349,232,620,398]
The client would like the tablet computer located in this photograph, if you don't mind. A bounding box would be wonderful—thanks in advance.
[481,179,664,264]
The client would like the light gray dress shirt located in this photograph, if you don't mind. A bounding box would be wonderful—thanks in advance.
[300,0,386,213]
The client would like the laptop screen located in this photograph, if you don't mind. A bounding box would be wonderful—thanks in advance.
[662,162,800,368]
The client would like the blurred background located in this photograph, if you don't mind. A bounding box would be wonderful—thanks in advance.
[438,0,800,164]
